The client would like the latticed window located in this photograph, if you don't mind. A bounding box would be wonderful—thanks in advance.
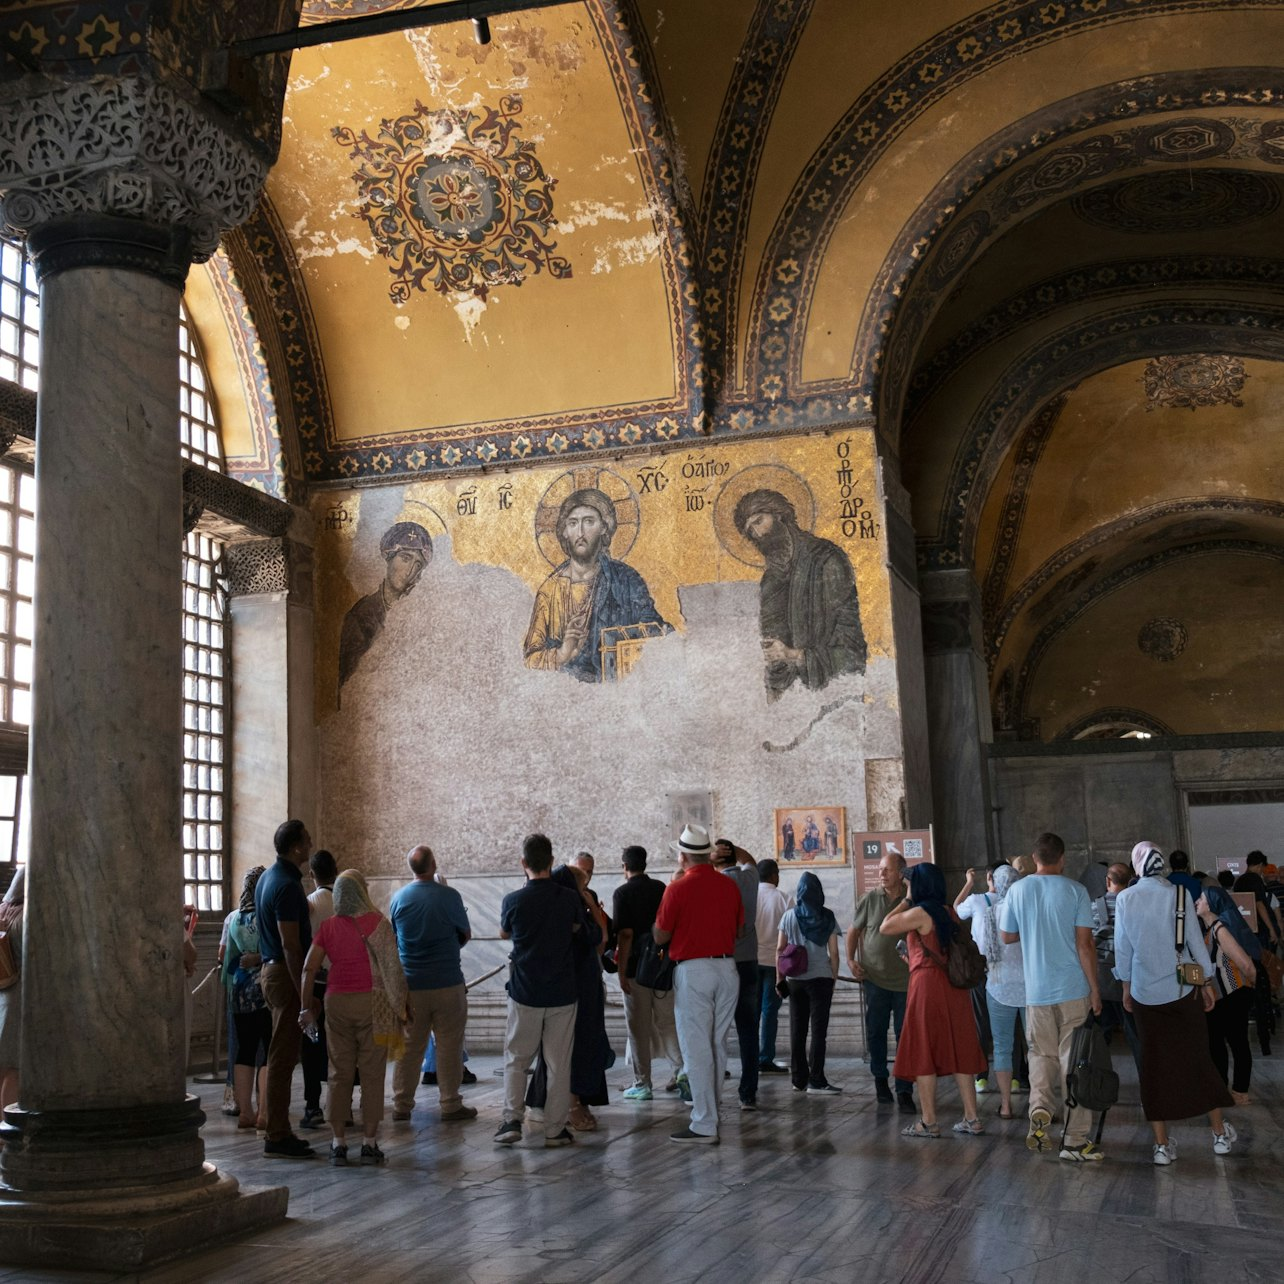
[0,236,230,909]
[0,238,38,391]
[178,319,228,912]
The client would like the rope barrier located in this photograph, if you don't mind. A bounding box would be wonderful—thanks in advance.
[463,962,506,991]
[189,963,220,997]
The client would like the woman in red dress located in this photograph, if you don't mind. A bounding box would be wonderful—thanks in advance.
[881,863,987,1138]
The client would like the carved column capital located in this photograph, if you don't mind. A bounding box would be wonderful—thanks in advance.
[0,76,268,274]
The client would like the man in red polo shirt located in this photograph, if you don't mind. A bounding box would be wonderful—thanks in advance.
[653,824,744,1143]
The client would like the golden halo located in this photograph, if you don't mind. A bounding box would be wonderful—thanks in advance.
[394,497,449,542]
[712,465,817,568]
[534,466,640,567]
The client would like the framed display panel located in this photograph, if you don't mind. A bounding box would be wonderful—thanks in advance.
[774,806,847,867]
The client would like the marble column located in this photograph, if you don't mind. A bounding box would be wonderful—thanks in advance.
[225,534,317,896]
[0,82,286,1269]
[921,568,995,876]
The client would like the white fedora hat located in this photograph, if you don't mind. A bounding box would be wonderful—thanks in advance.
[672,823,712,857]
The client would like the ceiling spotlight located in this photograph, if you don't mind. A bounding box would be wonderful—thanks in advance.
[472,17,491,45]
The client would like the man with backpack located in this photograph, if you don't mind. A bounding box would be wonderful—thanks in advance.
[999,832,1103,1162]
[613,844,683,1102]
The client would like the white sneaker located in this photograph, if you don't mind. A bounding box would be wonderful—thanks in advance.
[1213,1123,1237,1156]
[1152,1142,1176,1166]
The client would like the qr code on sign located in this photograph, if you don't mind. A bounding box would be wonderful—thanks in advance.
[903,839,923,860]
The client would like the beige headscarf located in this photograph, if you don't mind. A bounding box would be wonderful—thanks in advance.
[333,869,376,918]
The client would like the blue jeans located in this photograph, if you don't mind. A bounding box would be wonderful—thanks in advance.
[864,981,911,1093]
[986,993,1020,1072]
[758,964,782,1063]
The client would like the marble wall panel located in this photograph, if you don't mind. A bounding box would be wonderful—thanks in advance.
[990,752,1178,873]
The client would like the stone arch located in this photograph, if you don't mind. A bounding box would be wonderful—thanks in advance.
[1010,540,1284,726]
[1057,708,1176,740]
[987,495,1284,664]
[868,72,1284,442]
[913,302,1284,571]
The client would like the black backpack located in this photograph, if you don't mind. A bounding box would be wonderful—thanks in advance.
[632,932,675,993]
[1062,1014,1119,1147]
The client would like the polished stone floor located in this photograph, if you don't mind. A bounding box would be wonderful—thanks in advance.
[3,1045,1281,1283]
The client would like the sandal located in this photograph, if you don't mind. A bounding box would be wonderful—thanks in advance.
[901,1119,941,1139]
[568,1106,598,1132]
[953,1117,985,1135]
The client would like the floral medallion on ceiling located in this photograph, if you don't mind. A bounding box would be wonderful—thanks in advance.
[1143,355,1247,411]
[333,95,572,304]
[1138,617,1188,663]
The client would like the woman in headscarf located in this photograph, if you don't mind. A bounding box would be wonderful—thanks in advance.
[217,864,270,1130]
[0,867,24,1111]
[957,863,1026,1119]
[1115,841,1235,1163]
[881,863,986,1138]
[300,870,409,1167]
[776,871,842,1094]
[1197,884,1258,1105]
[525,864,608,1131]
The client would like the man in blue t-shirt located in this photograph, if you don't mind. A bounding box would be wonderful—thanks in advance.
[389,845,474,1124]
[254,817,316,1159]
[1000,832,1102,1163]
[494,834,590,1148]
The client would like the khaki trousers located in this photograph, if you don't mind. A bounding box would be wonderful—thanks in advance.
[260,962,303,1142]
[623,982,682,1088]
[393,983,468,1114]
[502,1001,576,1138]
[1027,996,1091,1148]
[325,989,389,1132]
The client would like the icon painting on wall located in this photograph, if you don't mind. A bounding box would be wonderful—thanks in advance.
[774,806,848,867]
[523,467,669,682]
[715,467,866,700]
[338,520,434,690]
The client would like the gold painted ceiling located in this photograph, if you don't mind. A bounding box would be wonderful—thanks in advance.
[168,0,1284,741]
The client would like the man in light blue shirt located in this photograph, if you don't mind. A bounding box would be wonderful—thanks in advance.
[389,845,475,1124]
[1000,832,1102,1162]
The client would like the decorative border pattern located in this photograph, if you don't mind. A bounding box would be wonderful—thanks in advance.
[739,11,1284,407]
[1013,539,1284,724]
[206,248,288,498]
[224,195,334,495]
[874,92,1284,435]
[919,301,1284,571]
[979,394,1065,633]
[988,496,1284,664]
[904,255,1284,431]
[696,0,814,395]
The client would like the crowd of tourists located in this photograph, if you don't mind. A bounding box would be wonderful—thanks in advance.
[214,818,1280,1167]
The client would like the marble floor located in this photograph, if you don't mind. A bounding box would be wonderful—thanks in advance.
[3,1046,1281,1284]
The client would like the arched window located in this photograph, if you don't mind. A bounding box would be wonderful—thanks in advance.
[178,314,229,911]
[0,237,230,909]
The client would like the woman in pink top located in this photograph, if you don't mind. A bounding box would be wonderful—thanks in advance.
[300,870,409,1166]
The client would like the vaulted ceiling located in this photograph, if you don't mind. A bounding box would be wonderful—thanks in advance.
[11,0,1283,740]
